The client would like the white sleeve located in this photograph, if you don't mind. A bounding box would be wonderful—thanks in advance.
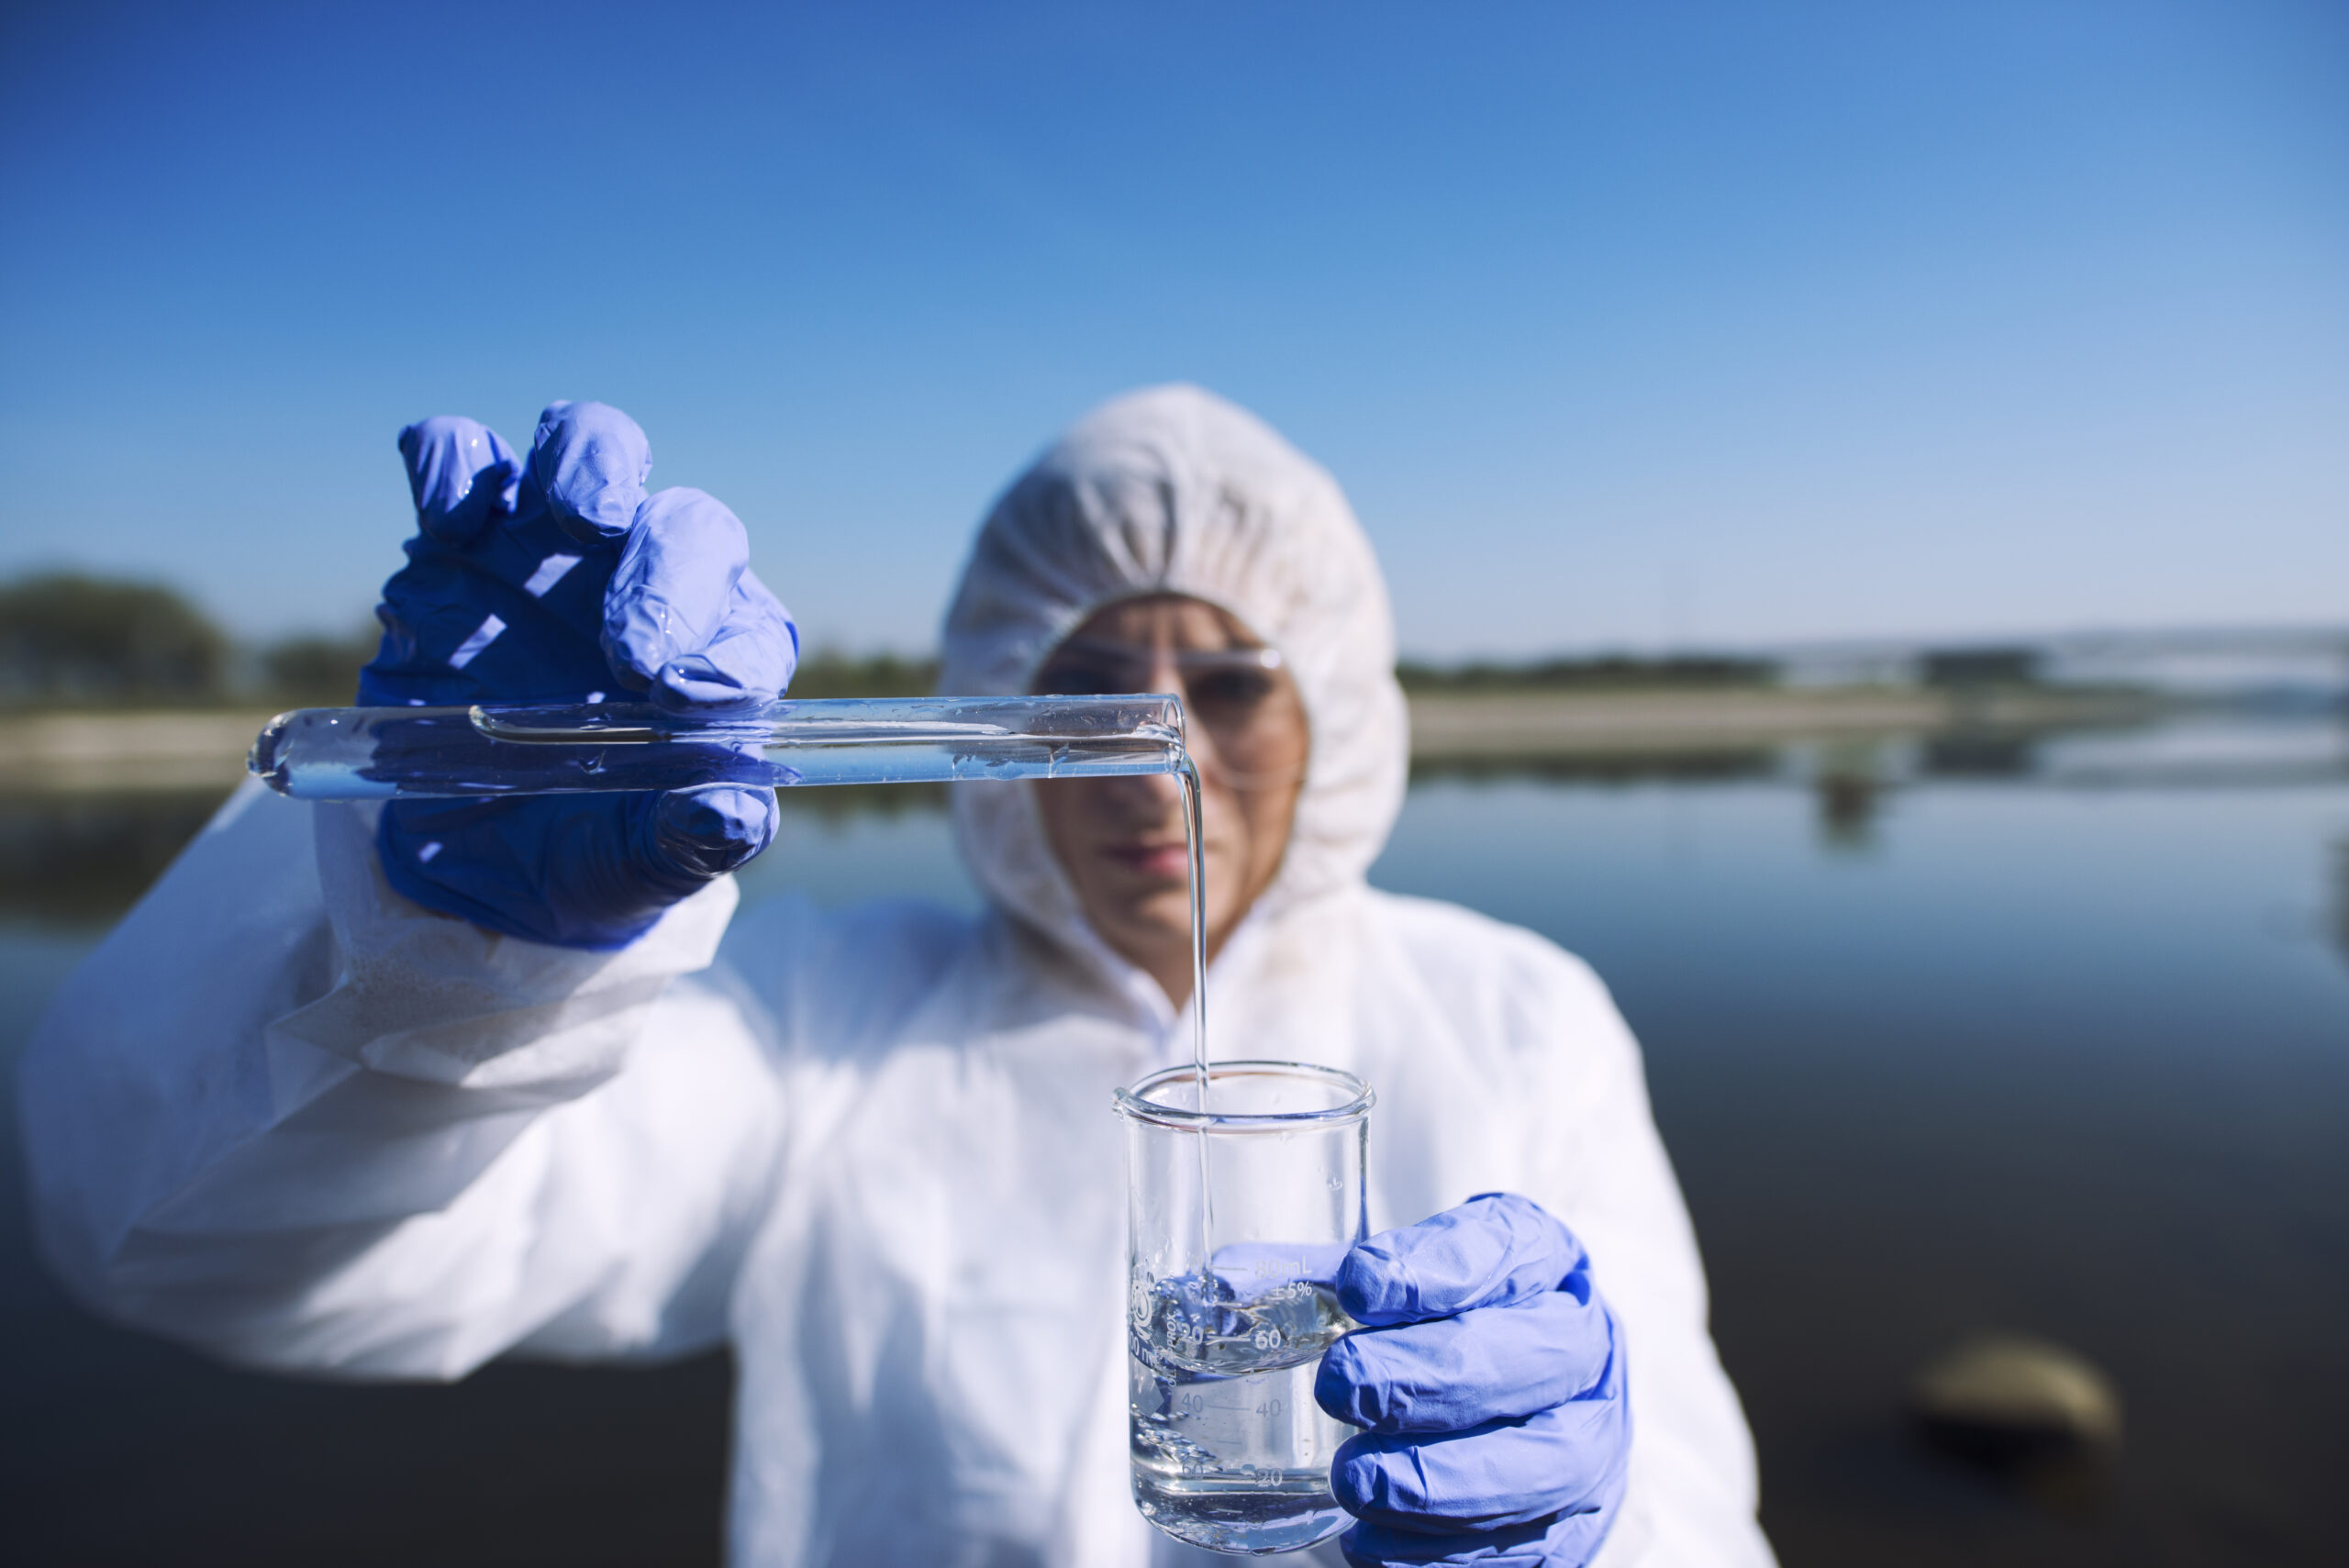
[16,780,785,1381]
[1530,956,1776,1568]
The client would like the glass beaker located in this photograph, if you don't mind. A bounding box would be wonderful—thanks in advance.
[1113,1061,1375,1556]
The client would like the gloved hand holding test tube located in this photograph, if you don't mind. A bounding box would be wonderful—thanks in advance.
[295,400,1179,949]
[328,399,801,948]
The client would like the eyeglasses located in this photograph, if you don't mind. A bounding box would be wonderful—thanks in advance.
[1031,637,1308,788]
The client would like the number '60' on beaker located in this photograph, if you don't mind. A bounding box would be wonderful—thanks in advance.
[1112,1061,1375,1556]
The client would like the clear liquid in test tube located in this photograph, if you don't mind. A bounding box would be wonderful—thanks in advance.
[247,695,1186,800]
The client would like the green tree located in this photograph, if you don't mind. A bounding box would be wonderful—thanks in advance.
[261,626,383,706]
[0,573,229,706]
[785,651,941,698]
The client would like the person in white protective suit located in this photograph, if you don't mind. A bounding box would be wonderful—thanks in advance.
[19,385,1775,1567]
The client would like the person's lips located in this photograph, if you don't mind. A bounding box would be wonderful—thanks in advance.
[1104,840,1189,879]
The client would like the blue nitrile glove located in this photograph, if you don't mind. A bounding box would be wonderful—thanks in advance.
[358,401,797,949]
[1315,1194,1630,1568]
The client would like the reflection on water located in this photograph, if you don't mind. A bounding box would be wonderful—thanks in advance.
[1809,741,1891,852]
[1920,732,2038,777]
[0,785,973,927]
[1813,770,1884,851]
[2,712,2344,1566]
[1410,750,1775,784]
[0,792,229,923]
[2330,838,2349,970]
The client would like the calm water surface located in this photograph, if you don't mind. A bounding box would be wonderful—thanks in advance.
[4,716,2344,1565]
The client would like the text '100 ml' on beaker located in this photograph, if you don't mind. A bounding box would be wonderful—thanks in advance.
[1113,1061,1375,1556]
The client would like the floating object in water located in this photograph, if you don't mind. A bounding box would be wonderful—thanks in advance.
[1909,1334,2122,1469]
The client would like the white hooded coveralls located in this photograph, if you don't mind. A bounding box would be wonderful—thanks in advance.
[19,386,1774,1566]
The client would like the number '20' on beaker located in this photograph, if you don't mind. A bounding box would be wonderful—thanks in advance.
[1113,1061,1375,1555]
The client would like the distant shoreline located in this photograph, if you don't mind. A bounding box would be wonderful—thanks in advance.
[0,688,2174,795]
[0,711,275,793]
[1404,684,2166,759]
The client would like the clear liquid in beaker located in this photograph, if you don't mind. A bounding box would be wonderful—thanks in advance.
[1129,1270,1356,1554]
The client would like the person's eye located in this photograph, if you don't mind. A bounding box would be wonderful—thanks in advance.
[1035,662,1127,696]
[1188,670,1275,711]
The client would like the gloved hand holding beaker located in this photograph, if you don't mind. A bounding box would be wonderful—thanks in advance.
[359,401,798,949]
[1316,1194,1631,1568]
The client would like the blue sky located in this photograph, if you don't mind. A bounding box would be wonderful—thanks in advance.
[2,0,2343,657]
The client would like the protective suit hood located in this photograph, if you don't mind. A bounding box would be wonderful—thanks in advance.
[941,384,1410,967]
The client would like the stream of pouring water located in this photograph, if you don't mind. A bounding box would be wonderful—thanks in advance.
[1177,758,1215,1277]
[1178,758,1209,1099]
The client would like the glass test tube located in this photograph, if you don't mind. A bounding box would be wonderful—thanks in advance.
[247,695,1186,800]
